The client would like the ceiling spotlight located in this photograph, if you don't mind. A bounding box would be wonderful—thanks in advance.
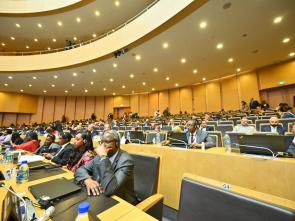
[216,43,223,49]
[10,37,15,40]
[52,38,56,42]
[37,23,42,28]
[113,63,118,68]
[43,90,47,93]
[162,42,169,48]
[76,17,81,23]
[121,85,126,89]
[90,81,94,85]
[282,38,290,43]
[65,90,68,93]
[202,77,206,81]
[51,84,55,87]
[57,21,63,26]
[193,69,198,74]
[109,78,114,82]
[8,76,13,79]
[92,69,96,72]
[175,83,179,87]
[273,16,282,24]
[153,68,158,72]
[165,77,170,81]
[73,37,77,41]
[142,82,146,86]
[84,89,88,93]
[34,38,38,42]
[115,1,120,6]
[33,76,37,79]
[15,23,21,28]
[73,72,77,76]
[4,83,8,86]
[26,45,29,49]
[1,43,5,46]
[289,52,295,57]
[135,55,141,60]
[28,84,32,87]
[95,11,100,16]
[20,89,24,92]
[112,92,116,96]
[92,33,97,38]
[228,58,234,63]
[103,88,106,91]
[236,68,241,72]
[152,88,155,91]
[199,21,207,29]
[53,75,58,79]
[181,58,186,63]
[130,74,134,78]
[71,83,75,87]
[47,47,51,50]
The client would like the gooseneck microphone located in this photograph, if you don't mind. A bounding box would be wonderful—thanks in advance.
[168,137,189,148]
[130,138,144,144]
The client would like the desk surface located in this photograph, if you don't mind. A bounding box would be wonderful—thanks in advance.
[121,144,295,210]
[0,162,156,221]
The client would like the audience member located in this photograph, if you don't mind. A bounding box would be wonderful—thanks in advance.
[282,107,295,119]
[11,132,23,145]
[0,128,12,144]
[260,100,270,111]
[35,134,60,155]
[233,117,256,133]
[241,101,250,112]
[249,98,260,109]
[13,131,39,152]
[199,120,214,132]
[287,122,295,153]
[261,116,285,135]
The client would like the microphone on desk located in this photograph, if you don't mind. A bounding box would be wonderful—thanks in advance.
[232,143,275,158]
[168,138,188,148]
[129,139,144,144]
[0,182,28,221]
[37,206,55,221]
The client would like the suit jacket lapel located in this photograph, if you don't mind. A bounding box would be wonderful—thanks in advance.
[112,149,122,169]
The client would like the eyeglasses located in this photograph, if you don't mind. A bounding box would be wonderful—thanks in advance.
[101,139,116,144]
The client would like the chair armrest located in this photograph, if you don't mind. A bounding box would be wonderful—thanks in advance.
[136,194,164,212]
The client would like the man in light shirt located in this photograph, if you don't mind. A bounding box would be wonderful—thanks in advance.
[233,117,256,134]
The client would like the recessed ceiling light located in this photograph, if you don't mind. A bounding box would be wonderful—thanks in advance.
[92,34,97,38]
[228,58,234,63]
[193,69,198,74]
[90,81,94,85]
[37,23,42,28]
[181,58,186,63]
[165,77,170,81]
[175,83,179,87]
[10,37,15,40]
[199,21,207,29]
[15,23,21,28]
[152,88,155,91]
[52,38,56,42]
[53,75,58,79]
[73,37,77,41]
[76,17,81,23]
[202,77,206,81]
[130,74,134,78]
[28,84,32,87]
[43,90,47,93]
[162,42,169,48]
[282,38,290,43]
[103,88,106,91]
[4,83,8,86]
[51,84,55,87]
[71,83,75,87]
[122,85,126,89]
[84,89,88,93]
[236,68,241,72]
[95,11,100,16]
[142,82,146,86]
[92,69,96,72]
[73,72,77,76]
[33,76,37,79]
[34,38,38,42]
[115,1,120,6]
[153,68,158,72]
[135,55,141,60]
[65,90,68,93]
[1,43,5,46]
[132,90,135,94]
[289,52,295,57]
[216,43,223,49]
[109,78,114,82]
[112,92,116,96]
[57,21,63,26]
[113,63,117,68]
[26,45,29,49]
[273,16,282,24]
[47,47,51,50]
[8,76,13,79]
[20,89,24,92]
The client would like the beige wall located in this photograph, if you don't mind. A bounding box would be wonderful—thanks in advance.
[0,92,38,113]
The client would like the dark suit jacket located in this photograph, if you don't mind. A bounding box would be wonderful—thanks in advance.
[51,143,74,166]
[288,142,295,153]
[261,125,285,135]
[200,126,214,132]
[74,149,137,205]
[249,100,260,109]
[186,130,215,149]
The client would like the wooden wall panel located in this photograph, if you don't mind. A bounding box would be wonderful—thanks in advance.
[130,95,139,113]
[206,81,221,112]
[148,93,159,116]
[65,96,76,121]
[42,96,55,123]
[0,92,37,113]
[180,87,192,113]
[75,97,86,120]
[221,77,240,110]
[239,72,260,103]
[104,96,114,119]
[85,96,95,119]
[95,96,104,120]
[193,84,206,113]
[2,113,17,126]
[139,94,149,117]
[113,96,130,107]
[0,113,3,126]
[169,89,180,114]
[17,114,31,125]
[31,96,44,124]
[159,90,169,113]
[54,96,66,121]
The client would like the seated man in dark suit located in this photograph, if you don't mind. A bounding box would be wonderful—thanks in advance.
[43,132,74,166]
[35,134,60,155]
[261,116,285,135]
[186,120,215,149]
[74,130,137,205]
[199,120,214,132]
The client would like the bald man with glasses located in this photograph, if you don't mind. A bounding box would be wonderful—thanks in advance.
[74,130,138,205]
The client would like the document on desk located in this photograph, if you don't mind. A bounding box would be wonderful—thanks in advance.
[18,155,44,163]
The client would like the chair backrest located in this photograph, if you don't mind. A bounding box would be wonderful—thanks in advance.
[119,126,126,130]
[208,135,218,147]
[131,153,160,202]
[247,116,258,122]
[207,131,223,147]
[218,121,234,125]
[145,132,166,144]
[112,126,119,131]
[207,121,218,128]
[162,125,172,131]
[216,125,234,135]
[178,177,295,221]
[142,126,151,131]
[260,115,275,120]
[280,118,295,131]
[255,119,269,131]
[259,123,283,132]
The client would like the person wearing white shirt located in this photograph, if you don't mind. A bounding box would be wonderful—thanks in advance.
[233,117,256,134]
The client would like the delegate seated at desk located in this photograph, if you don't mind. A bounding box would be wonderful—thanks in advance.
[75,130,138,205]
[186,120,215,149]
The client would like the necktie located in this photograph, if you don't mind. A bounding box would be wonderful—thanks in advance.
[191,133,194,143]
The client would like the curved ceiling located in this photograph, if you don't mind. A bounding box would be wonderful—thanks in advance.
[0,0,295,97]
[0,0,154,52]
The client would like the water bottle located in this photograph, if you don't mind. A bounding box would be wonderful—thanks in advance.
[16,160,29,183]
[155,133,161,144]
[4,146,14,164]
[201,142,205,151]
[75,202,96,221]
[126,131,131,141]
[223,134,231,153]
